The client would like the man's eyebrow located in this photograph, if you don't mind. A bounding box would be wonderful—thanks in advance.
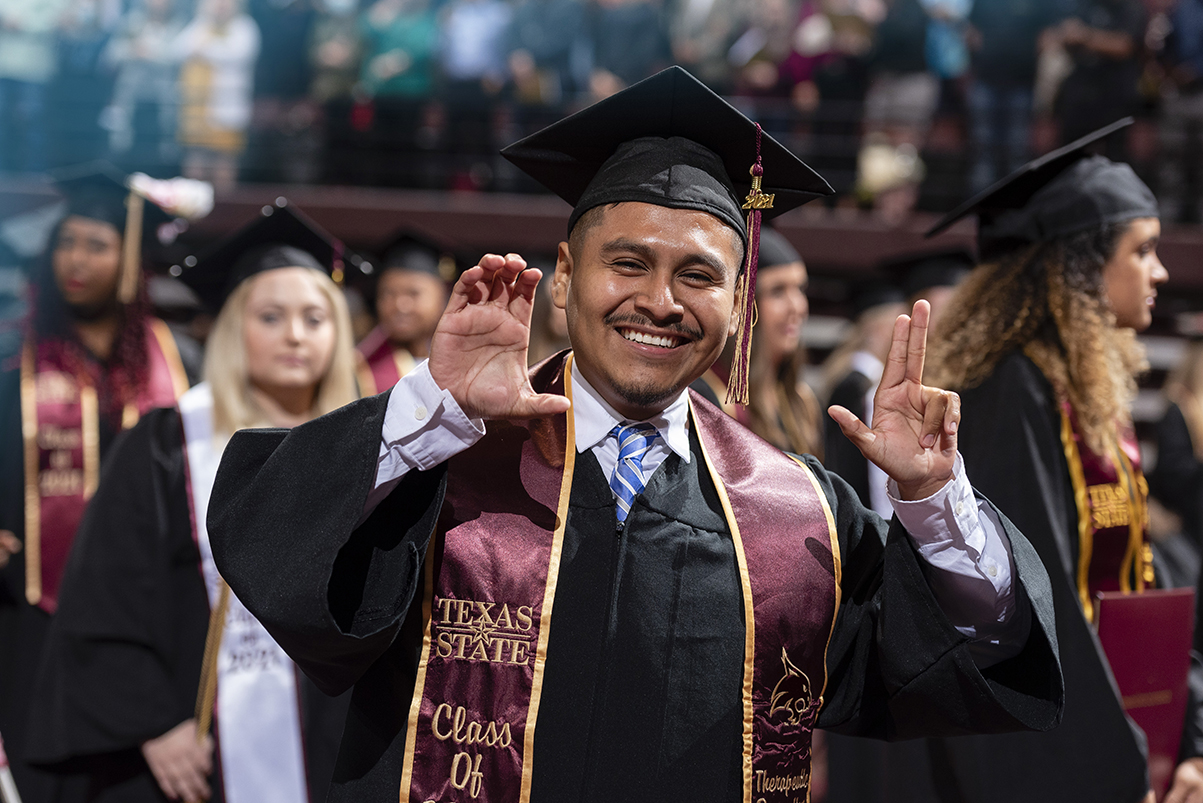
[599,237,733,277]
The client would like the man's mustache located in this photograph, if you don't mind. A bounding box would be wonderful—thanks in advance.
[603,313,703,342]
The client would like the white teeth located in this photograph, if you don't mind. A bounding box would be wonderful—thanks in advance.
[620,329,679,348]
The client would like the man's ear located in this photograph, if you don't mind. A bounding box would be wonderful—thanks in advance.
[553,242,572,309]
[728,278,743,338]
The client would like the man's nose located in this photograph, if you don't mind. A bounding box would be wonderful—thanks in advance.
[634,275,684,321]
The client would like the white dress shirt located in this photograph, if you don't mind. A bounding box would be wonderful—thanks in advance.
[366,360,1028,665]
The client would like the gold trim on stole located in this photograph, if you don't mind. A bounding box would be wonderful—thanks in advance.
[394,348,417,382]
[1060,409,1096,620]
[20,343,41,606]
[398,356,577,803]
[354,353,377,397]
[148,318,192,401]
[519,355,575,802]
[689,394,757,802]
[788,455,842,705]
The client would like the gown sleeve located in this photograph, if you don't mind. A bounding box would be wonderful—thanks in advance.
[207,390,448,696]
[24,408,210,764]
[808,449,1065,739]
[1150,402,1203,545]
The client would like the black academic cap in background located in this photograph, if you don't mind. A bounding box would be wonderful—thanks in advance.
[851,280,906,318]
[53,161,173,241]
[879,248,975,298]
[501,66,833,250]
[179,200,345,313]
[926,119,1157,259]
[379,231,459,283]
[758,227,803,269]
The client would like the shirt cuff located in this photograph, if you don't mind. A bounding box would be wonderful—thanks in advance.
[378,360,486,477]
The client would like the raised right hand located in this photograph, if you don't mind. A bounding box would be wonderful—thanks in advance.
[429,253,572,421]
[141,719,213,801]
[0,530,20,569]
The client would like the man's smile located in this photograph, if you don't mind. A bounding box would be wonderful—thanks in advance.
[617,327,686,349]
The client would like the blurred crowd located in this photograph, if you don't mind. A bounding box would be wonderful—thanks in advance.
[5,0,1203,218]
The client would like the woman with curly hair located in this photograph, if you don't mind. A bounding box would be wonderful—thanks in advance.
[0,166,199,802]
[878,122,1190,803]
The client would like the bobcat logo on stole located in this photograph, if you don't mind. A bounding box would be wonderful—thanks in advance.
[432,597,536,665]
[769,648,815,725]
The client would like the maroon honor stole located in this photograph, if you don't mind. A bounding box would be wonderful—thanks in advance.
[355,326,416,395]
[1059,401,1152,622]
[399,354,840,803]
[19,318,189,612]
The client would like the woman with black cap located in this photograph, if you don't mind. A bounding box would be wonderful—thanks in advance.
[881,120,1193,803]
[22,202,357,803]
[0,164,200,802]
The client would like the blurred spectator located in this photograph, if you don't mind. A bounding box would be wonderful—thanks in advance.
[362,0,439,98]
[919,0,970,85]
[1051,0,1145,153]
[727,0,798,98]
[0,0,69,173]
[862,0,936,146]
[176,0,262,192]
[965,0,1065,192]
[440,0,512,186]
[507,0,586,105]
[1156,0,1203,222]
[246,0,318,183]
[587,0,672,100]
[100,0,186,168]
[668,0,746,91]
[310,0,363,102]
[52,0,123,168]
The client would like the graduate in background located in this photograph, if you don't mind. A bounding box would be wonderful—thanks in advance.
[24,203,356,803]
[907,119,1196,802]
[822,281,906,518]
[355,232,453,395]
[0,165,199,803]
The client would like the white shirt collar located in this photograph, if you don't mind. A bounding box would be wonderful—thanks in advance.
[849,350,885,384]
[570,358,692,463]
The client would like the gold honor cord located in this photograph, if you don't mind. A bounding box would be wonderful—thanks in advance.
[393,348,417,382]
[194,581,231,740]
[1060,410,1096,621]
[354,354,377,397]
[80,387,100,499]
[20,345,41,607]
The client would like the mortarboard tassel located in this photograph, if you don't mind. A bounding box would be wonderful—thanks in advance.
[118,189,145,305]
[727,124,774,406]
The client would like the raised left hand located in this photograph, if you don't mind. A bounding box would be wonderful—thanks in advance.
[1165,757,1203,803]
[828,300,960,501]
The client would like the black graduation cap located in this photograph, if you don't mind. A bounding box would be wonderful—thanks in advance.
[879,248,975,298]
[53,161,176,304]
[178,200,346,313]
[501,66,833,404]
[501,66,833,249]
[927,119,1158,259]
[758,227,802,270]
[379,231,458,283]
[851,280,906,318]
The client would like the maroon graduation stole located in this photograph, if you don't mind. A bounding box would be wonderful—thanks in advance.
[19,318,189,612]
[399,354,840,803]
[1059,401,1152,623]
[354,326,416,395]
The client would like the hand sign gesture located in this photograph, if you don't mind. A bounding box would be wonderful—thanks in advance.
[429,253,572,421]
[828,300,960,501]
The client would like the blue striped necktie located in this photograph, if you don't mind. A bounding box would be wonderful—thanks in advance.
[609,423,660,523]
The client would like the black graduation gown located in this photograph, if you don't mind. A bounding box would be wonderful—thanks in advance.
[830,352,1169,803]
[206,385,1063,803]
[824,369,874,507]
[19,408,349,803]
[0,336,201,803]
[1150,402,1203,549]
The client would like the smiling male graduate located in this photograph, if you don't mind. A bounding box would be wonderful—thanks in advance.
[207,68,1063,803]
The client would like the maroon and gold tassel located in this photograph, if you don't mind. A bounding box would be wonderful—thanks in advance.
[726,124,775,406]
[118,189,145,305]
